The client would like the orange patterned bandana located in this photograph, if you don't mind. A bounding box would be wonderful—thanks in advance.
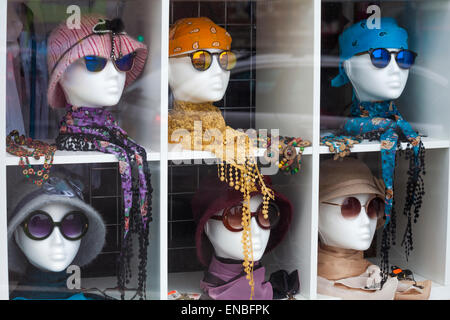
[169,17,232,56]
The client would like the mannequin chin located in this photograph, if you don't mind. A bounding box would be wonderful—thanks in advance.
[319,194,377,251]
[344,48,409,102]
[169,49,230,103]
[14,203,81,273]
[59,58,126,108]
[205,195,270,261]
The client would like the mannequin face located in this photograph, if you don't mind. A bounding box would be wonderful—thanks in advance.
[344,48,409,102]
[205,195,270,261]
[169,49,230,103]
[14,203,82,272]
[59,58,127,108]
[7,4,23,43]
[319,194,377,251]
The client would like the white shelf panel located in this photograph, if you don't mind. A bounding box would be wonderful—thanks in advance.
[315,272,450,300]
[168,143,313,161]
[319,137,449,154]
[6,149,160,166]
[168,271,307,300]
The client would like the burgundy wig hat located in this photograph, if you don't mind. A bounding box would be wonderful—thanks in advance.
[47,14,148,108]
[192,175,293,266]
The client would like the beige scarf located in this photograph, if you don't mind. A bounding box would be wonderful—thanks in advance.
[317,243,372,280]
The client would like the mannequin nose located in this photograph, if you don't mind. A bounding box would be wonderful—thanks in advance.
[250,217,261,235]
[359,207,371,226]
[209,56,223,75]
[50,228,65,246]
[387,56,401,74]
[104,60,120,77]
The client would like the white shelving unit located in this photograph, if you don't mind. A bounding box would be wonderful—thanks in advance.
[1,0,450,301]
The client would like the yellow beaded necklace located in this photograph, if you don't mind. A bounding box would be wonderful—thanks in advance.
[169,100,274,299]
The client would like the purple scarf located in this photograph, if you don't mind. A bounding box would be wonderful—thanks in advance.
[55,105,152,299]
[200,256,273,300]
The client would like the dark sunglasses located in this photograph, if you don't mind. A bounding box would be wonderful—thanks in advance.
[321,196,384,220]
[84,52,136,73]
[173,50,237,72]
[355,48,417,69]
[21,210,89,241]
[210,202,280,232]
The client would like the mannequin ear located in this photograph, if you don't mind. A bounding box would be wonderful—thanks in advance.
[168,59,173,85]
[204,221,210,238]
[14,228,25,252]
[343,60,352,79]
[318,228,327,246]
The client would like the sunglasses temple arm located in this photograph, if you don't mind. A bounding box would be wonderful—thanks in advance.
[320,201,341,207]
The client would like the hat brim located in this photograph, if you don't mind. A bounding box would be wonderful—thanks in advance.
[47,34,148,108]
[319,182,385,203]
[7,195,105,274]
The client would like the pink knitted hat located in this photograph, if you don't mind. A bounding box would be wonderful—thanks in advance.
[47,14,148,108]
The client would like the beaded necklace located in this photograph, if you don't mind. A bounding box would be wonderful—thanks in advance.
[259,134,311,175]
[169,100,274,299]
[6,130,57,186]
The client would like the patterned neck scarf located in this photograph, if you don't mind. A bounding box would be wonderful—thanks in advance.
[342,98,425,283]
[345,98,422,226]
[56,105,152,299]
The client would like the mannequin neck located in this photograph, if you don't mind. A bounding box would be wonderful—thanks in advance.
[207,255,260,281]
[65,97,105,109]
[318,242,363,257]
[173,100,215,108]
[10,264,77,299]
[317,242,371,280]
[353,92,393,105]
[67,104,107,112]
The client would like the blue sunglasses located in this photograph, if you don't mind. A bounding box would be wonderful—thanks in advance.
[84,52,136,72]
[355,48,417,69]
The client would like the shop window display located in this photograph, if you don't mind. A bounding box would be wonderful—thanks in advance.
[1,0,450,302]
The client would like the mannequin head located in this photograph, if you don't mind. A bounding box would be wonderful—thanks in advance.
[59,58,127,108]
[204,195,270,261]
[7,3,23,43]
[47,14,148,108]
[8,175,106,275]
[193,174,292,267]
[343,49,409,102]
[319,158,385,251]
[319,194,378,250]
[14,202,81,272]
[168,17,233,103]
[7,3,23,58]
[169,48,230,103]
[331,17,413,97]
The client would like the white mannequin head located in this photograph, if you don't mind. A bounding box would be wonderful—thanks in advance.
[59,58,127,108]
[14,202,81,272]
[319,193,377,251]
[205,194,270,261]
[343,48,409,102]
[7,3,23,58]
[169,48,230,103]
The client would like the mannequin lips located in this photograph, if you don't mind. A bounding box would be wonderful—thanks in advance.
[387,80,402,88]
[210,81,224,90]
[358,231,372,240]
[49,251,67,261]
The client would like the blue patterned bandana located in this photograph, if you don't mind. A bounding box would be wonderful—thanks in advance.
[332,17,409,87]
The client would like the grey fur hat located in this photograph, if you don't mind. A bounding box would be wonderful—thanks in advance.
[7,173,106,274]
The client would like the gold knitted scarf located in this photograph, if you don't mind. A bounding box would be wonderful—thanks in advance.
[169,100,274,299]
